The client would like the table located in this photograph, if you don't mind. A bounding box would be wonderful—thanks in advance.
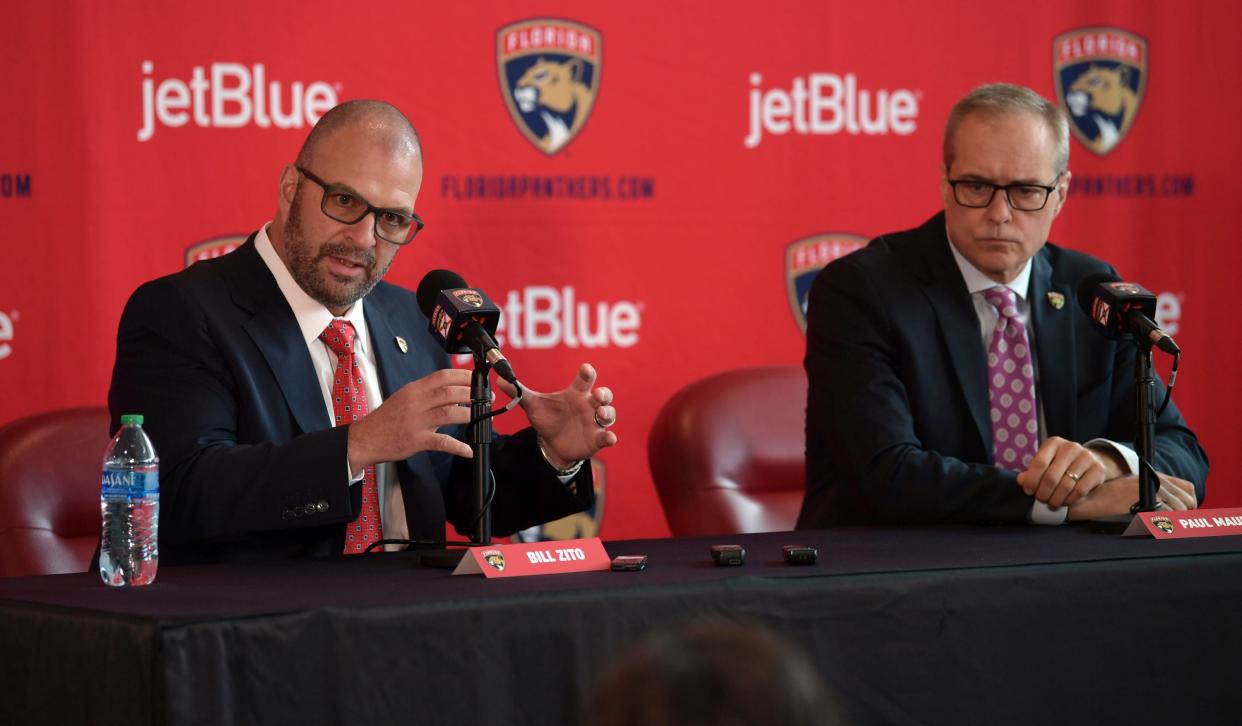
[2,525,1240,725]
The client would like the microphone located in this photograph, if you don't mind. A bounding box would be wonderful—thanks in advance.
[1075,273,1179,355]
[415,269,519,385]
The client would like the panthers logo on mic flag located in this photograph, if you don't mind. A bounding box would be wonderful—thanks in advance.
[1053,27,1148,157]
[498,19,602,155]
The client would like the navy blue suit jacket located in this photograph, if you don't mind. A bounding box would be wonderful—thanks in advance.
[108,236,591,564]
[796,213,1208,527]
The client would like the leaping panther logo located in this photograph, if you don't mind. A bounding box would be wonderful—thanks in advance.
[498,19,601,155]
[1053,28,1148,157]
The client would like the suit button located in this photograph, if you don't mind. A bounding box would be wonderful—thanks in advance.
[316,500,329,513]
[293,505,305,517]
[282,509,292,520]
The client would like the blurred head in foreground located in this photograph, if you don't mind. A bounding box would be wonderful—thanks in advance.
[587,618,841,726]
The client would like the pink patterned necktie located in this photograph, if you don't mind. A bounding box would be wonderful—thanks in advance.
[984,286,1039,471]
[319,320,383,554]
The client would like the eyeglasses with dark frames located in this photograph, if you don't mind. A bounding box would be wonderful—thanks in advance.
[296,166,425,245]
[946,173,1064,212]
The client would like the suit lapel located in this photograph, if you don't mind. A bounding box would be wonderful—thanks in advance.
[230,238,332,434]
[911,217,991,455]
[364,285,441,398]
[1029,248,1076,438]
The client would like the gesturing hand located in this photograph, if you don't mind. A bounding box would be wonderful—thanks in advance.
[347,368,474,472]
[496,363,618,468]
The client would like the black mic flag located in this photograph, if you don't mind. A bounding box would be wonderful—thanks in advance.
[1075,273,1179,355]
[416,269,519,384]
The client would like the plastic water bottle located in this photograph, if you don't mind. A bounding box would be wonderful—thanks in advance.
[100,414,159,586]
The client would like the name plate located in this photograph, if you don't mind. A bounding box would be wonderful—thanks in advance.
[1122,507,1242,539]
[452,537,611,578]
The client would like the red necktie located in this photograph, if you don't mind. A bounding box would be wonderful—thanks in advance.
[319,320,383,554]
[984,287,1039,471]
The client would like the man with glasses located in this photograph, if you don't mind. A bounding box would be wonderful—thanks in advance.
[797,83,1207,527]
[108,100,617,563]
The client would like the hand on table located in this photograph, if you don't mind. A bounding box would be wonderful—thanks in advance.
[1067,473,1198,521]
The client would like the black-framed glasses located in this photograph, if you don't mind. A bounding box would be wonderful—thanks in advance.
[296,166,425,245]
[947,173,1064,212]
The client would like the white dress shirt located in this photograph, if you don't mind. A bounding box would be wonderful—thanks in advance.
[946,236,1138,524]
[254,225,410,545]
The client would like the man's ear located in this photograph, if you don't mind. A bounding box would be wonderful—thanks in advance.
[1052,170,1072,218]
[278,165,300,213]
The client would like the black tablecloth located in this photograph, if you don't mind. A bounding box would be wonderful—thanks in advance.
[2,525,1240,725]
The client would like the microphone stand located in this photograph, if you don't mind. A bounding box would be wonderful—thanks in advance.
[417,357,494,568]
[1090,337,1160,535]
[469,358,493,546]
[1132,340,1158,513]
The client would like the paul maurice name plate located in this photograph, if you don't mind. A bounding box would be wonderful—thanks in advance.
[1123,507,1242,539]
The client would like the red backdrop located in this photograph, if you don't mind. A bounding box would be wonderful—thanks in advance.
[3,1,1238,540]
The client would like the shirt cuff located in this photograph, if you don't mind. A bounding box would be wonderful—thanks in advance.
[1029,500,1068,525]
[347,459,365,485]
[1086,438,1140,477]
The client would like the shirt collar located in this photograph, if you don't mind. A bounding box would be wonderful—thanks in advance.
[945,227,1032,302]
[254,223,370,352]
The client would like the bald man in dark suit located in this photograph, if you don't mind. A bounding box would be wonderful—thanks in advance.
[109,100,619,564]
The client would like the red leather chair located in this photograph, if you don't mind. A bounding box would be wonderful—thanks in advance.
[649,366,806,536]
[0,407,110,577]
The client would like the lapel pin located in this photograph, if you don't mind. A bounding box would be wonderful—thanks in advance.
[395,336,409,354]
[1046,292,1065,310]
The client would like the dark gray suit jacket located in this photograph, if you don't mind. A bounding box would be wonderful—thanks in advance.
[108,235,590,564]
[797,213,1208,527]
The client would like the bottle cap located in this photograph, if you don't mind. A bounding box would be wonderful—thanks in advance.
[121,414,144,426]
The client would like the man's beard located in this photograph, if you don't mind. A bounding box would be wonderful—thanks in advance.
[283,185,393,310]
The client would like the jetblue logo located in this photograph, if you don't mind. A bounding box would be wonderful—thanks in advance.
[746,73,920,148]
[138,61,340,142]
[494,286,641,349]
[1156,292,1182,334]
[1,173,31,198]
[0,310,14,360]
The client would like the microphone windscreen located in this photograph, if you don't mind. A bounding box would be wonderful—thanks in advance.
[416,269,469,316]
[1075,272,1120,316]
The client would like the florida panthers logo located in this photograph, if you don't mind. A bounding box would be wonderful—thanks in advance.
[785,233,867,332]
[453,289,484,308]
[185,235,245,268]
[1053,28,1148,157]
[513,459,607,543]
[482,550,506,571]
[498,19,601,155]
